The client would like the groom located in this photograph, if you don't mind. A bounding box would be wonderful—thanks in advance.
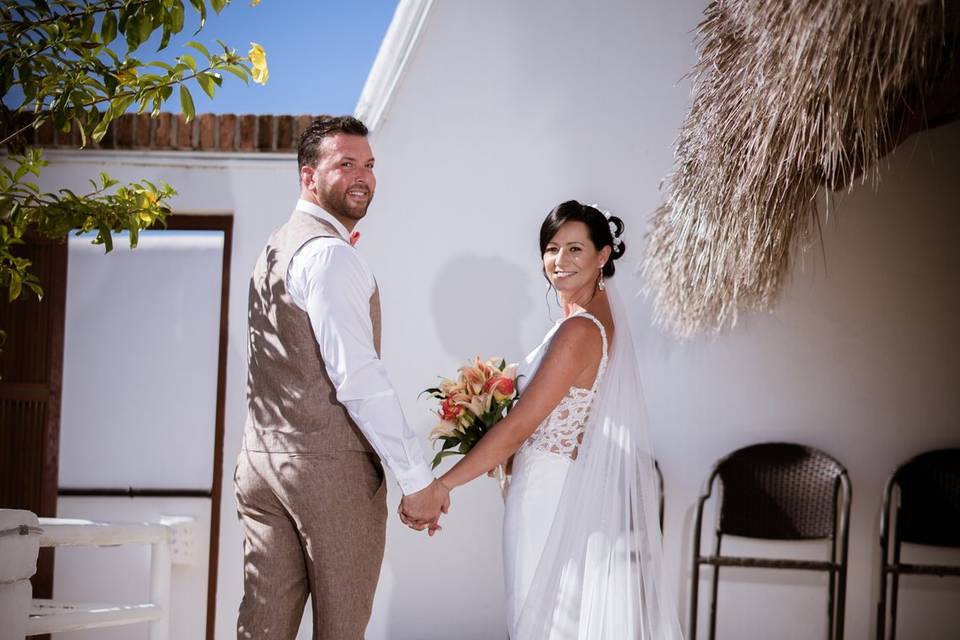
[236,115,449,639]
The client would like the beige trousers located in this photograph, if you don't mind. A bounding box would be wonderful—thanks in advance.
[234,449,387,640]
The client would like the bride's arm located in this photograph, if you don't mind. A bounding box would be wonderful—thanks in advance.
[440,317,601,491]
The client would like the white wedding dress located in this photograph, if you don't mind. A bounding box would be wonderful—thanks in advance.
[500,281,684,640]
[503,311,609,633]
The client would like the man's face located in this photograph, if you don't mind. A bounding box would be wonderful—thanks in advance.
[303,133,376,225]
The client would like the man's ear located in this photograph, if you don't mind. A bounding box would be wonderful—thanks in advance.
[300,165,314,190]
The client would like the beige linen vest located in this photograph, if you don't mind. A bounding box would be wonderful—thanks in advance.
[243,210,380,453]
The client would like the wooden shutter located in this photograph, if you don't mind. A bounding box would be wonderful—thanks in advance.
[0,235,67,601]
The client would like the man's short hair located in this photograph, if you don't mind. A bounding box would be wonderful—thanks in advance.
[297,115,369,172]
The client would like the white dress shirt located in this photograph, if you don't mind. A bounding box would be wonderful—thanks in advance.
[287,199,434,495]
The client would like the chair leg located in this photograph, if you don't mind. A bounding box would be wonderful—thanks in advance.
[877,518,889,640]
[889,569,900,640]
[890,535,902,640]
[690,558,701,640]
[836,560,847,640]
[876,567,887,640]
[828,538,837,640]
[708,533,722,640]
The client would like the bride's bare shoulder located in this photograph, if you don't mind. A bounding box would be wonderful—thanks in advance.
[551,315,603,354]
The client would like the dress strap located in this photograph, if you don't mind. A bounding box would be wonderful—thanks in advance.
[564,311,609,392]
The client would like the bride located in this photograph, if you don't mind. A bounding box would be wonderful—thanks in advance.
[434,201,683,639]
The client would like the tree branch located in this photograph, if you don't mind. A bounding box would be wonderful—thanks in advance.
[0,64,217,147]
[0,1,151,31]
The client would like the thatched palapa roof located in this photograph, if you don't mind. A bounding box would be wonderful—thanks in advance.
[645,0,960,338]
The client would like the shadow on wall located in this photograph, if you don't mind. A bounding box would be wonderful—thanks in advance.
[429,252,537,364]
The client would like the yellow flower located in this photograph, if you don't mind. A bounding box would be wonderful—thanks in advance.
[248,42,269,85]
[250,0,261,5]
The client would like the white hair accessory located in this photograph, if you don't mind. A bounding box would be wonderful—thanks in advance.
[587,203,623,249]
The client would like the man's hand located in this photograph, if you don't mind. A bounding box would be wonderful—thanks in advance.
[398,479,450,536]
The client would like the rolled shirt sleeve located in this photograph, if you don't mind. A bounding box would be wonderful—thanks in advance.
[288,238,434,495]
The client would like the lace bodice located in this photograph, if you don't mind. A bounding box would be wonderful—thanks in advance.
[519,312,608,460]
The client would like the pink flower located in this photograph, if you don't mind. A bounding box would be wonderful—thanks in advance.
[459,361,487,394]
[439,397,463,422]
[484,375,516,403]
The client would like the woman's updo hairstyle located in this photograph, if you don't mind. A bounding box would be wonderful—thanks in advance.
[539,200,626,278]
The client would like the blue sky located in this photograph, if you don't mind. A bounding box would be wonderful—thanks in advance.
[3,0,399,117]
[168,0,399,115]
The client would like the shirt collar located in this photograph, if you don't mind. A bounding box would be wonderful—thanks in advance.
[295,198,351,240]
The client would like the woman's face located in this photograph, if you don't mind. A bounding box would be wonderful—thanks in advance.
[542,221,611,295]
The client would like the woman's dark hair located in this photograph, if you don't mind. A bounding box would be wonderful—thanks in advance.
[539,200,626,278]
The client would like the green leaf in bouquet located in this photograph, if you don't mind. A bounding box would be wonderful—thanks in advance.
[439,437,459,451]
[430,450,461,470]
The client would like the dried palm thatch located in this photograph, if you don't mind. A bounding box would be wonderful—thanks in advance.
[644,0,959,338]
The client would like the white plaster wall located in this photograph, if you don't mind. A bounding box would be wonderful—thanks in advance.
[34,0,960,638]
[355,1,960,638]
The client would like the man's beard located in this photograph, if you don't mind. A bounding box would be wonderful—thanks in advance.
[319,187,372,222]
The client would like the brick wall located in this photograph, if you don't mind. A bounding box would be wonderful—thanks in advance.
[5,113,322,153]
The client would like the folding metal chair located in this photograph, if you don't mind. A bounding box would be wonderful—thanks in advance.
[689,442,851,639]
[877,448,960,639]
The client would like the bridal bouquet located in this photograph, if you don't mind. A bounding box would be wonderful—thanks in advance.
[423,356,520,493]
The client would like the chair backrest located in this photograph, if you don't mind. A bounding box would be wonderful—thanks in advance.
[893,448,960,547]
[715,442,847,540]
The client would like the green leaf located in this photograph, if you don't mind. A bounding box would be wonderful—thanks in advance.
[170,1,186,33]
[188,0,206,31]
[221,63,250,84]
[92,117,111,143]
[196,72,216,98]
[179,85,195,121]
[211,0,227,14]
[101,12,118,45]
[430,450,462,470]
[98,224,114,252]
[100,172,119,189]
[185,40,211,60]
[179,53,197,72]
[137,9,153,42]
[110,93,136,118]
[75,118,87,148]
[158,23,172,51]
[52,110,68,132]
[81,13,95,41]
[125,13,146,51]
[8,271,21,302]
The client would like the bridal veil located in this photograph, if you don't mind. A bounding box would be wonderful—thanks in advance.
[514,279,684,639]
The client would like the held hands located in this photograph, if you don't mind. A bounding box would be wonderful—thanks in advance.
[398,478,451,536]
